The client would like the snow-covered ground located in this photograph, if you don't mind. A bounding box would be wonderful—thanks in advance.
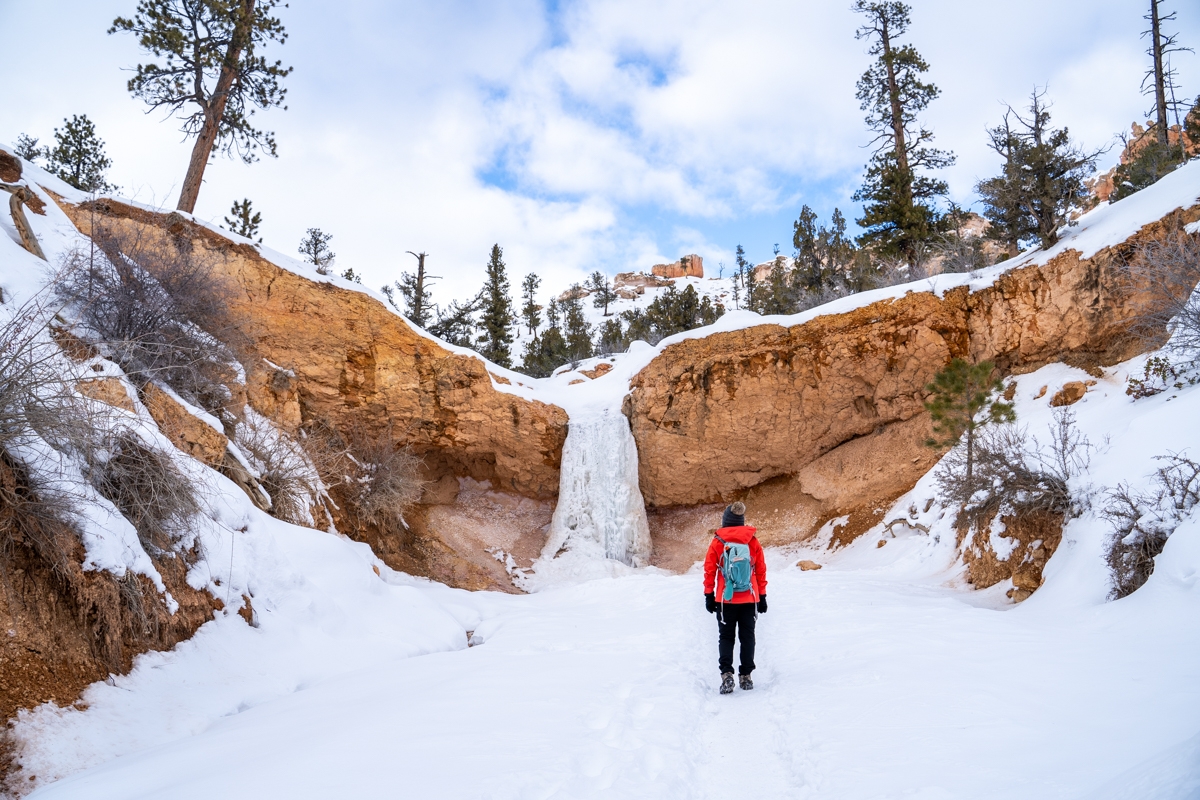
[10,346,1200,799]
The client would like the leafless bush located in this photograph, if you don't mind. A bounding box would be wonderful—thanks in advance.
[303,421,427,529]
[937,408,1092,526]
[1102,453,1200,598]
[343,424,427,528]
[1120,229,1200,354]
[56,224,240,415]
[234,411,319,526]
[0,292,103,577]
[932,231,990,275]
[86,428,201,556]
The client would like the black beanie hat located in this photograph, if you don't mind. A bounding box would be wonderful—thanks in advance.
[721,501,746,528]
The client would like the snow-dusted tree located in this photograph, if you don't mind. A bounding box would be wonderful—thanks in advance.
[520,272,542,336]
[976,110,1029,257]
[110,0,292,213]
[477,244,516,367]
[999,89,1104,249]
[851,1,954,266]
[588,271,616,316]
[298,228,335,274]
[45,115,117,193]
[560,288,593,366]
[223,198,262,242]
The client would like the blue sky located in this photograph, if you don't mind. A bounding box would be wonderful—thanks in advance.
[3,0,1198,304]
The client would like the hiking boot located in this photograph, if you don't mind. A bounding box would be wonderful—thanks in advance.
[739,674,754,691]
[719,672,735,694]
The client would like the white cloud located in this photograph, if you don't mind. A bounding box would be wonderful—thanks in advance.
[2,0,1197,307]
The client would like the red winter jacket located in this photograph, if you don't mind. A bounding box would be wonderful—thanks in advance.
[703,526,767,603]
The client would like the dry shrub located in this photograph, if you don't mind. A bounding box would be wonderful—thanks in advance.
[304,421,427,530]
[937,408,1092,528]
[345,425,427,527]
[1103,453,1200,598]
[85,428,201,557]
[234,411,319,526]
[1120,228,1200,354]
[55,224,241,415]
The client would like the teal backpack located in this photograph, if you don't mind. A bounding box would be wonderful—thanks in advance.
[716,534,754,601]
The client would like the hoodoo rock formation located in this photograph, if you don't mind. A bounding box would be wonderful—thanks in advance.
[651,254,703,279]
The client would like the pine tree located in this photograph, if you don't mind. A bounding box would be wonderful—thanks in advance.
[923,358,1015,487]
[760,255,792,315]
[519,326,569,377]
[477,244,516,367]
[560,287,593,365]
[976,111,1029,257]
[298,228,335,274]
[429,296,480,348]
[13,134,44,163]
[826,209,855,277]
[588,271,617,316]
[545,297,562,330]
[793,205,824,292]
[45,115,117,193]
[520,273,542,335]
[851,1,954,265]
[595,318,624,355]
[1144,2,1192,149]
[735,244,752,311]
[224,198,262,242]
[110,0,292,213]
[383,251,437,328]
[1000,89,1104,249]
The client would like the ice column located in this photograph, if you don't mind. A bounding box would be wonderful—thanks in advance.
[544,407,651,567]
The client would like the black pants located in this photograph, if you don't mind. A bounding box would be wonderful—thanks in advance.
[717,602,756,675]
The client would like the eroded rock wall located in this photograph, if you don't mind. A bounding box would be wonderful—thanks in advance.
[629,207,1200,522]
[58,199,568,501]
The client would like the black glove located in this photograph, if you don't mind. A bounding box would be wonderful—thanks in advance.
[705,593,716,614]
[757,595,768,614]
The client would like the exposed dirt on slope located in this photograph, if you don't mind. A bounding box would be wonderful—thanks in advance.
[0,460,220,788]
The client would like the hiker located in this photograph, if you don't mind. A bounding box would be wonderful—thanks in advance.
[703,501,767,694]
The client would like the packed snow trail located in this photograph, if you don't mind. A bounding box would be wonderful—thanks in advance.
[15,538,1200,799]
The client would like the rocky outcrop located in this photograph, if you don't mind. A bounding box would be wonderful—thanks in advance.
[651,254,703,279]
[57,199,568,501]
[141,383,228,467]
[629,206,1200,514]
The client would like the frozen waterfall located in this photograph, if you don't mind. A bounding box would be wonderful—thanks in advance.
[543,407,651,567]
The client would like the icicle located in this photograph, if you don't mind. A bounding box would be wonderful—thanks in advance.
[543,407,651,567]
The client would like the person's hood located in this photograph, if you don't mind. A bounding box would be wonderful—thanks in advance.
[714,525,756,544]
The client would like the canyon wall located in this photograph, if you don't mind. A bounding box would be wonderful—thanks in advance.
[628,207,1200,542]
[59,199,568,501]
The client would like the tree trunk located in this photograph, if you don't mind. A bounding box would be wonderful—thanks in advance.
[414,252,428,327]
[880,22,909,177]
[1150,0,1169,146]
[176,0,256,213]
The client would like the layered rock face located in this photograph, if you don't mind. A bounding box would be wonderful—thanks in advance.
[59,199,568,501]
[651,254,703,279]
[629,207,1200,515]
